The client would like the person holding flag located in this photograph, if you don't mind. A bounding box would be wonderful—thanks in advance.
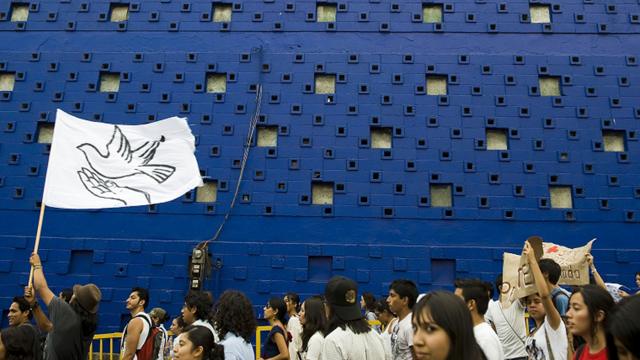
[18,109,204,359]
[25,253,101,360]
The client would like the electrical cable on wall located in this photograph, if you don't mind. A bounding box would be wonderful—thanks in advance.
[198,45,265,250]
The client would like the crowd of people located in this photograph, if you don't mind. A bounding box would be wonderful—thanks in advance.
[1,242,639,360]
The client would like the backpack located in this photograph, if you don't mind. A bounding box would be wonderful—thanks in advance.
[132,314,164,360]
[552,289,570,314]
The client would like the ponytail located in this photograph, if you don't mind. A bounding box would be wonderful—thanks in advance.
[207,343,224,360]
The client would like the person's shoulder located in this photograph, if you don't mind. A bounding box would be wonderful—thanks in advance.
[552,287,570,298]
[288,315,301,326]
[559,287,572,297]
[48,296,63,308]
[475,322,492,335]
[48,296,71,314]
[309,331,325,345]
[543,315,566,335]
[322,329,343,347]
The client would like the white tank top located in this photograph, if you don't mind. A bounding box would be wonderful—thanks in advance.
[121,312,151,359]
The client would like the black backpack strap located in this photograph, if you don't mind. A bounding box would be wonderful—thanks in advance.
[132,313,153,351]
[136,313,153,328]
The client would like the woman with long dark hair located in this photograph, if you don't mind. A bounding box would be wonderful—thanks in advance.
[320,276,388,360]
[567,285,616,359]
[608,295,640,360]
[260,297,289,360]
[173,325,224,360]
[412,291,484,360]
[297,296,326,360]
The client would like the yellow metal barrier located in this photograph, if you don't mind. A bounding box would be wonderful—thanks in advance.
[89,332,122,360]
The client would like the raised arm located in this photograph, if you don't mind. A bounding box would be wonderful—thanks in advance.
[29,253,55,306]
[523,241,562,330]
[24,286,53,332]
[586,254,607,290]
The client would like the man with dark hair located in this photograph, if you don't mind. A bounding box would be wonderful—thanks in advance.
[26,253,101,360]
[7,296,42,359]
[455,279,504,360]
[181,290,218,341]
[387,279,418,360]
[121,287,152,360]
[8,296,33,327]
[485,274,527,360]
[538,258,571,316]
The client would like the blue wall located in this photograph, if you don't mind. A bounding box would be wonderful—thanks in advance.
[0,0,639,332]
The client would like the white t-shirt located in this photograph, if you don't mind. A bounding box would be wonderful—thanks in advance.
[485,299,527,359]
[391,313,413,360]
[474,322,505,360]
[192,319,220,342]
[220,332,255,360]
[298,331,324,360]
[525,317,568,360]
[380,318,396,358]
[288,315,303,360]
[321,326,391,360]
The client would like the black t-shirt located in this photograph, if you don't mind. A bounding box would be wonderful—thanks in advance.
[261,325,287,358]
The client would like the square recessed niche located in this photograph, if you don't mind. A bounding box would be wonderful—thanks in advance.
[11,3,29,22]
[0,72,16,91]
[257,126,278,147]
[315,74,336,94]
[207,73,227,93]
[213,3,232,22]
[602,130,626,152]
[312,182,334,205]
[99,72,120,92]
[539,76,560,96]
[550,186,572,209]
[371,127,392,149]
[427,75,447,95]
[430,184,452,207]
[530,4,551,23]
[196,181,217,202]
[110,3,130,22]
[486,129,508,150]
[422,4,443,23]
[317,3,337,22]
[37,123,54,144]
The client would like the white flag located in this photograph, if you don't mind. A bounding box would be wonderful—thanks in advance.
[43,109,203,209]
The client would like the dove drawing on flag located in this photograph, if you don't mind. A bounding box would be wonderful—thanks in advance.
[77,125,176,184]
[43,110,203,209]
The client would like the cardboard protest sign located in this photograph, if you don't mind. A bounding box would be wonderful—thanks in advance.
[500,237,595,306]
[542,239,595,286]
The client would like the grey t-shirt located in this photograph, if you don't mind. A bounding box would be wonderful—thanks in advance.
[44,297,94,360]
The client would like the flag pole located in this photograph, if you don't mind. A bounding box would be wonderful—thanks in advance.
[27,203,46,287]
